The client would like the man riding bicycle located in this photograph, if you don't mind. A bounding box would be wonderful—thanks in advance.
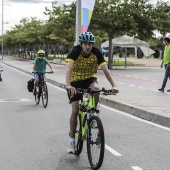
[65,32,119,153]
[33,50,54,95]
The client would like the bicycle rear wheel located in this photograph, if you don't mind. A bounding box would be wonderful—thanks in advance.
[42,84,48,108]
[75,113,84,155]
[35,86,41,105]
[87,115,105,170]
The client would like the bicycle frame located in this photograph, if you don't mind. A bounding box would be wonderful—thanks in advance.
[79,94,97,141]
[75,88,115,169]
[35,73,46,91]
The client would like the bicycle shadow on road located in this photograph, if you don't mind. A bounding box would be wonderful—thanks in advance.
[56,152,92,170]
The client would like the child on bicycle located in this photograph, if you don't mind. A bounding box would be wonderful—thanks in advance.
[32,50,54,95]
[65,32,119,154]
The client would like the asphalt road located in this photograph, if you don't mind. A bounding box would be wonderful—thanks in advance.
[1,65,170,170]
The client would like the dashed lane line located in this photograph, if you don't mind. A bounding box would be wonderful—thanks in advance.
[138,87,147,89]
[131,166,143,170]
[105,144,122,156]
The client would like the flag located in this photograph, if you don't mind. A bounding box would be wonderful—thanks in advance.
[81,0,95,32]
[75,0,95,45]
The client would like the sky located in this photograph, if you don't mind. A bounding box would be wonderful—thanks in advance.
[0,0,74,34]
[0,0,167,35]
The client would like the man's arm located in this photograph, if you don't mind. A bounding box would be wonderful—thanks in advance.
[66,61,76,95]
[66,61,73,87]
[101,64,119,93]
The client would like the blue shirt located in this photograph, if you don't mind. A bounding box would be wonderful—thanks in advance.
[34,58,49,72]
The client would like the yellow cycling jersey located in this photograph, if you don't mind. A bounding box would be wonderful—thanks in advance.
[66,45,106,82]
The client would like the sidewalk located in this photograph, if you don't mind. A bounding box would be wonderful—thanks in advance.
[2,55,170,127]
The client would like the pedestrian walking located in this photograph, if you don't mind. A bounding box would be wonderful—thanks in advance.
[158,37,170,92]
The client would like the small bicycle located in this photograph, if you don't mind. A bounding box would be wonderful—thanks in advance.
[33,71,52,108]
[74,88,115,170]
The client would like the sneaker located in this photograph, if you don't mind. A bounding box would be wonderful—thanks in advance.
[0,78,2,81]
[67,141,75,154]
[158,88,164,92]
[167,89,170,92]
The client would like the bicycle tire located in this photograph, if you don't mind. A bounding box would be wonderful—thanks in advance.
[87,115,105,170]
[35,86,41,105]
[75,113,84,155]
[42,84,48,108]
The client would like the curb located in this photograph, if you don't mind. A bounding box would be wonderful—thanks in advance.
[4,62,170,128]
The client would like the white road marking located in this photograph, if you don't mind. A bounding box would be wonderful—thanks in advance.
[4,64,33,77]
[152,89,158,92]
[101,104,170,131]
[132,166,143,170]
[48,83,66,91]
[105,144,122,156]
[138,87,146,89]
[129,85,135,87]
[0,98,32,102]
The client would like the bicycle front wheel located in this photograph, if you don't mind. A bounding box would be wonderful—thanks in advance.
[42,84,48,108]
[87,115,105,170]
[75,113,84,155]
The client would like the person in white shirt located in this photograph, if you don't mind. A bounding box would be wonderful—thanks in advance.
[0,59,3,81]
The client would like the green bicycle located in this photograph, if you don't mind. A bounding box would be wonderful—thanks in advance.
[74,88,114,170]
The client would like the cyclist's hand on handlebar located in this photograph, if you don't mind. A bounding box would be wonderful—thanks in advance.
[112,86,119,94]
[67,86,76,96]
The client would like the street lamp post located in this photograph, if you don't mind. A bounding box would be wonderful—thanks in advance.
[1,0,4,60]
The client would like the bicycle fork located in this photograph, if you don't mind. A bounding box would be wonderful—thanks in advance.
[80,111,92,143]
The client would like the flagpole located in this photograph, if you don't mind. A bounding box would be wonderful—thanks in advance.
[75,0,81,45]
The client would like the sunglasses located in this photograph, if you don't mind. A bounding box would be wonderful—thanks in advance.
[39,54,44,57]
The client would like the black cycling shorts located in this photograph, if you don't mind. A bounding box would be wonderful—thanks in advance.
[67,77,98,103]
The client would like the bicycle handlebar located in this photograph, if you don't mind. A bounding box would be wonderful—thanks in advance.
[32,71,53,74]
[75,88,116,96]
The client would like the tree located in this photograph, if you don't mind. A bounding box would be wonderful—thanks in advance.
[154,0,170,37]
[91,0,155,69]
[44,1,76,51]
